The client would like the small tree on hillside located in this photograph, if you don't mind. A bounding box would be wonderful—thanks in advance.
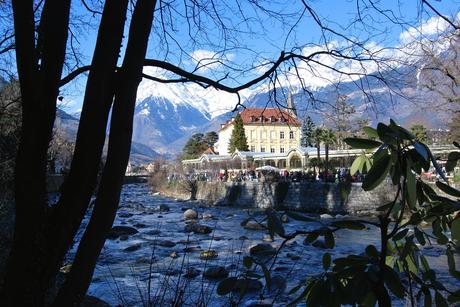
[410,124,428,143]
[204,131,219,148]
[228,114,248,153]
[182,133,207,159]
[300,115,315,147]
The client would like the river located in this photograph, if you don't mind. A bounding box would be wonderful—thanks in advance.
[73,183,459,306]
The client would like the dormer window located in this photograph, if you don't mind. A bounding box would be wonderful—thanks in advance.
[250,115,256,122]
[270,116,276,123]
[280,117,286,123]
[259,116,264,123]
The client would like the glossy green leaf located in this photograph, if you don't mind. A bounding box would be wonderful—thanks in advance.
[406,165,416,209]
[435,291,449,307]
[447,290,460,303]
[217,277,238,295]
[267,211,285,237]
[261,263,271,291]
[243,256,253,269]
[304,232,319,244]
[451,218,460,245]
[414,228,426,246]
[363,126,379,138]
[344,138,382,149]
[413,142,429,162]
[454,141,460,148]
[377,123,397,145]
[323,253,331,271]
[436,181,460,198]
[325,232,335,249]
[350,155,364,175]
[362,153,391,191]
[424,290,432,307]
[384,265,405,298]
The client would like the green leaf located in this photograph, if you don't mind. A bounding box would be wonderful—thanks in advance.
[414,228,426,246]
[435,291,449,307]
[267,211,285,237]
[420,255,430,272]
[392,228,409,241]
[406,165,417,209]
[447,290,460,303]
[377,123,397,145]
[454,141,460,148]
[217,277,238,295]
[363,126,379,138]
[384,265,405,298]
[331,220,366,230]
[350,155,364,175]
[286,211,316,222]
[324,232,335,249]
[344,138,382,149]
[436,181,460,198]
[365,245,379,260]
[362,152,391,191]
[322,253,331,271]
[261,263,271,291]
[413,142,429,162]
[243,256,253,269]
[304,232,319,244]
[452,218,460,244]
[424,290,432,307]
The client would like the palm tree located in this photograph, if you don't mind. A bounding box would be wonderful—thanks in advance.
[322,128,337,178]
[311,127,324,161]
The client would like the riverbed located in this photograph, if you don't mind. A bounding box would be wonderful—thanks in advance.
[75,183,459,306]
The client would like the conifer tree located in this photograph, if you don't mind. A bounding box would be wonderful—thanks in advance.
[300,115,315,147]
[228,114,249,153]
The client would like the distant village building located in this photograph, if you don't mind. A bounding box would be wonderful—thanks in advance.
[216,94,301,155]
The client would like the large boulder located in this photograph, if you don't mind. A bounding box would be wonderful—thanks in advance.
[184,209,198,220]
[243,220,265,231]
[184,223,212,234]
[249,243,276,257]
[203,266,229,279]
[107,226,138,240]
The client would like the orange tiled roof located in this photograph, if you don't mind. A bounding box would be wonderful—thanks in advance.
[221,108,301,130]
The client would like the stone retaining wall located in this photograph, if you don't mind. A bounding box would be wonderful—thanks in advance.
[188,180,395,215]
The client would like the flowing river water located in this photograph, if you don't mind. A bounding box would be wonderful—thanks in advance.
[73,183,459,306]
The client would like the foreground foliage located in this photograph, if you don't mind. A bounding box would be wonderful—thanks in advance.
[218,120,460,306]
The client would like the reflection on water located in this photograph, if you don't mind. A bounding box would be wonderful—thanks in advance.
[74,183,459,306]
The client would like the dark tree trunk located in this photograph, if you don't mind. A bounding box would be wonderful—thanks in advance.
[1,0,71,305]
[325,143,329,178]
[44,0,128,290]
[52,0,156,305]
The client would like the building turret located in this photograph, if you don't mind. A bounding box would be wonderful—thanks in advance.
[287,92,297,117]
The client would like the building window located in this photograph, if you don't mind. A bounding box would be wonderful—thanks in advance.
[280,131,285,139]
[250,145,255,152]
[270,130,275,139]
[250,116,256,122]
[289,131,294,139]
[250,130,255,139]
[261,146,266,152]
[270,147,275,153]
[280,147,285,153]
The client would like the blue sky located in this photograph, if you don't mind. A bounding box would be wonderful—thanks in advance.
[60,0,460,114]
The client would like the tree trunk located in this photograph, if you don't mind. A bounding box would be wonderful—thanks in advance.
[52,0,156,305]
[44,0,128,290]
[325,143,329,179]
[1,0,71,305]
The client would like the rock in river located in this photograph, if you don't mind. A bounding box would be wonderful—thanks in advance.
[243,220,265,230]
[124,243,142,252]
[107,226,138,240]
[156,204,170,212]
[249,243,276,257]
[184,223,212,234]
[184,209,198,220]
[200,250,218,260]
[152,239,176,248]
[203,266,229,279]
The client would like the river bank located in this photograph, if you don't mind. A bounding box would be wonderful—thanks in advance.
[156,180,395,215]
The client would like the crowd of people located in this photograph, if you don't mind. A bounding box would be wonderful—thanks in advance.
[182,167,366,184]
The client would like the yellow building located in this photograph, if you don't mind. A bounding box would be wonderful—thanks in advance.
[216,105,301,155]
